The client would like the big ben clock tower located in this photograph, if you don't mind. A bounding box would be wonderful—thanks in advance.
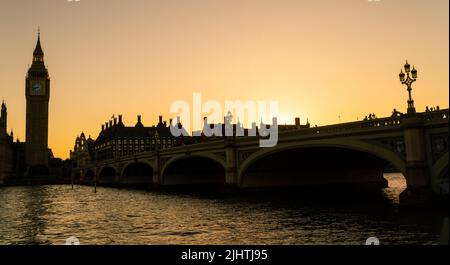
[25,31,50,167]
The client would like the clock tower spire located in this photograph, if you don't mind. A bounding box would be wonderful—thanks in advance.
[33,27,44,62]
[25,29,50,169]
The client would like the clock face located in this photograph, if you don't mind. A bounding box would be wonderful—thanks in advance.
[30,81,45,96]
[32,83,41,92]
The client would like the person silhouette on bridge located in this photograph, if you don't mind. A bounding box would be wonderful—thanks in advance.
[392,109,398,117]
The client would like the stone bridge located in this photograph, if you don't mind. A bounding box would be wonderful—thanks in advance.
[75,109,449,204]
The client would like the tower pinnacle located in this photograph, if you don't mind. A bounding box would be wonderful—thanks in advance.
[33,28,44,61]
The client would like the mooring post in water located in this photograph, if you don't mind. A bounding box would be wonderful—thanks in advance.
[94,174,97,193]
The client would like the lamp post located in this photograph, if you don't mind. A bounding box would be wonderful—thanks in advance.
[399,60,418,114]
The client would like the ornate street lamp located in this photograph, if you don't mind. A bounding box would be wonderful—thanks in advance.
[399,60,418,114]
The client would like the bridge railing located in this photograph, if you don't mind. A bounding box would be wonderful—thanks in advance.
[276,116,403,138]
[280,109,448,136]
[420,109,449,124]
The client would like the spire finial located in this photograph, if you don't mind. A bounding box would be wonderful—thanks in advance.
[33,28,44,57]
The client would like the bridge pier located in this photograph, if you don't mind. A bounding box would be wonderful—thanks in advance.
[152,153,161,187]
[400,116,434,205]
[114,172,120,186]
[91,167,98,187]
[116,163,123,186]
[225,139,238,189]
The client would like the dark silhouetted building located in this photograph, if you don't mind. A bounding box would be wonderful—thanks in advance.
[25,31,50,168]
[0,101,14,183]
[71,115,182,167]
[1,32,70,185]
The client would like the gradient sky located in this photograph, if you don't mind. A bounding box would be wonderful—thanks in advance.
[0,0,448,159]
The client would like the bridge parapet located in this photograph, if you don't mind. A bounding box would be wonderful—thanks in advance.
[275,110,447,139]
[422,109,449,125]
[300,116,402,135]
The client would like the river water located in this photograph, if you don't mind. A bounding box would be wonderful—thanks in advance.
[0,173,446,245]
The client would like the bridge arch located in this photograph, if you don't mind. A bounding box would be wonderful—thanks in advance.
[160,154,226,186]
[98,166,117,185]
[120,161,154,186]
[238,139,406,188]
[120,160,154,177]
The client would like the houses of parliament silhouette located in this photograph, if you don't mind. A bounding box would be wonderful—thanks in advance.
[0,32,69,184]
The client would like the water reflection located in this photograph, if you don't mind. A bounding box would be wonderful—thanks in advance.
[383,173,406,204]
[0,174,446,245]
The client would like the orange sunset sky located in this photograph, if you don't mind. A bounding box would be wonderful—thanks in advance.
[0,0,448,159]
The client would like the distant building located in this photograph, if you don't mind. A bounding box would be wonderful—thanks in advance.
[95,115,180,161]
[70,132,94,162]
[70,132,94,180]
[0,101,14,183]
[278,117,311,131]
[192,114,311,140]
[71,115,183,168]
